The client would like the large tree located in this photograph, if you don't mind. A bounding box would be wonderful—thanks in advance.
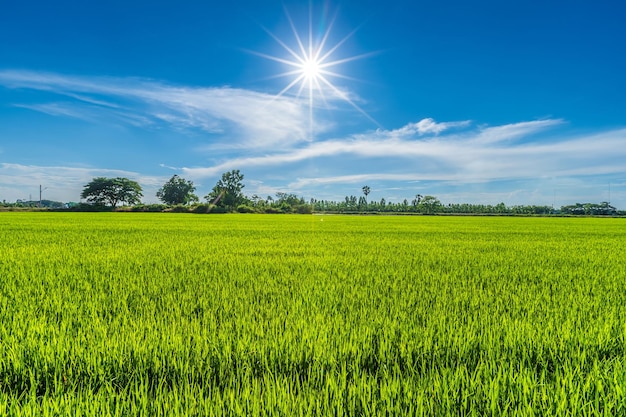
[417,195,442,214]
[204,170,246,211]
[156,175,198,205]
[80,177,143,208]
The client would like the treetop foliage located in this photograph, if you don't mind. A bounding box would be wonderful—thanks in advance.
[80,177,143,208]
[560,202,616,215]
[204,170,246,211]
[156,175,199,205]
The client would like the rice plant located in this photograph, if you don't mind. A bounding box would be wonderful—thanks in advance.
[0,213,625,415]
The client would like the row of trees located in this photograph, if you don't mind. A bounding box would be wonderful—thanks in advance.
[79,171,248,212]
[76,172,622,215]
[309,198,556,215]
[2,199,68,209]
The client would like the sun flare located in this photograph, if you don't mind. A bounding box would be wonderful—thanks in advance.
[250,6,379,139]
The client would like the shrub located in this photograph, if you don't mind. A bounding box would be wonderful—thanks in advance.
[295,204,313,214]
[191,204,228,214]
[191,204,211,214]
[264,207,284,214]
[169,205,190,213]
[237,204,256,213]
[131,204,167,212]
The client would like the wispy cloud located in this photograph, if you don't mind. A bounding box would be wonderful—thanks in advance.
[471,119,564,144]
[288,173,425,189]
[0,69,316,148]
[182,119,626,187]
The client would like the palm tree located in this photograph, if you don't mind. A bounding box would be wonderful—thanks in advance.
[362,186,371,208]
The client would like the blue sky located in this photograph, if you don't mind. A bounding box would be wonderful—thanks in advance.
[1,0,625,208]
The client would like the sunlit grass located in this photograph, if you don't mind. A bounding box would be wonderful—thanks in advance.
[1,213,625,415]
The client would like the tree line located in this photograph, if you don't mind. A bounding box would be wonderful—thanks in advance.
[4,170,621,215]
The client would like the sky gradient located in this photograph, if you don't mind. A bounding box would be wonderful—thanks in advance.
[1,0,625,208]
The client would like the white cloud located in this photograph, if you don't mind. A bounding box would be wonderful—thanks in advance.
[389,118,471,137]
[0,70,313,148]
[471,119,564,144]
[288,173,423,189]
[182,119,626,191]
[0,163,163,203]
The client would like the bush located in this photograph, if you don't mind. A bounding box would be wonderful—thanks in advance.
[191,204,228,214]
[192,204,212,214]
[169,205,190,213]
[71,203,113,212]
[131,204,167,212]
[295,204,313,214]
[237,205,255,213]
[264,207,284,214]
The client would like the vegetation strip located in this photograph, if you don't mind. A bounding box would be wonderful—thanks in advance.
[3,171,622,215]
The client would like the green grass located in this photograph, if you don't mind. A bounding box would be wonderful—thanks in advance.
[1,213,625,415]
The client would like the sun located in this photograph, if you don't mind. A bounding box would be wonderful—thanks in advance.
[249,5,379,139]
[301,58,321,81]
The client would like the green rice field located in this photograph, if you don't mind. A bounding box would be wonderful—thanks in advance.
[1,213,625,416]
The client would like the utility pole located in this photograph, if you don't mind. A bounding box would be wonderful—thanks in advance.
[39,185,48,208]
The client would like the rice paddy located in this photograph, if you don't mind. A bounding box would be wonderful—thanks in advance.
[0,213,625,416]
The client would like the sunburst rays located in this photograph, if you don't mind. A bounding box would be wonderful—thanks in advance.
[249,5,379,140]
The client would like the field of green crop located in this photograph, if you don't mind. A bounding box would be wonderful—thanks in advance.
[1,213,625,416]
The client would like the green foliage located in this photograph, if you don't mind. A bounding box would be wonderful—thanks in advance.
[80,177,143,208]
[264,206,283,214]
[72,202,114,212]
[313,195,562,215]
[131,203,168,212]
[236,204,256,213]
[168,205,190,213]
[156,175,199,205]
[416,195,442,214]
[191,203,212,214]
[561,202,617,215]
[1,214,626,414]
[294,204,312,214]
[362,185,370,200]
[268,192,312,214]
[204,170,246,212]
[209,205,228,213]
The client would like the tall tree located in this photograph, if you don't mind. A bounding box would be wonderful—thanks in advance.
[412,194,423,210]
[156,175,199,205]
[362,185,370,205]
[80,177,143,208]
[204,170,246,211]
